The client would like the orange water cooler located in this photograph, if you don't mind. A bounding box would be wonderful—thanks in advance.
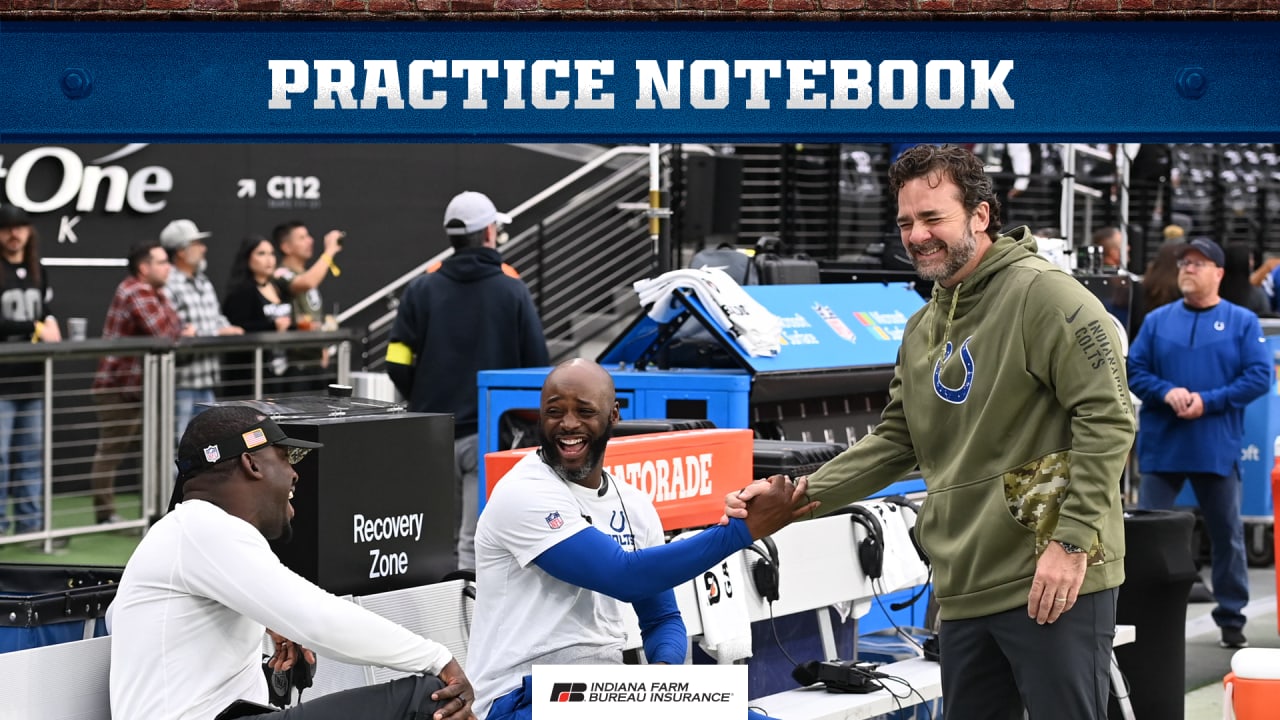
[1224,649,1280,720]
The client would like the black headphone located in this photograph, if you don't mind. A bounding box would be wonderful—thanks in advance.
[837,504,884,580]
[745,535,780,603]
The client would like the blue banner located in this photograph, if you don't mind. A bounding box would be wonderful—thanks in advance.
[601,283,926,372]
[1,21,1277,142]
[743,283,926,373]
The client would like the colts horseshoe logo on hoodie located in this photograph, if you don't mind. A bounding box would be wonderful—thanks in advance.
[933,336,975,404]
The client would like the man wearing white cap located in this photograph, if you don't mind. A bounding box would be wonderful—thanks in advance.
[387,191,549,571]
[160,219,243,443]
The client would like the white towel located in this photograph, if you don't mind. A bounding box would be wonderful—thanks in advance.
[671,529,754,664]
[633,267,782,357]
[693,549,754,663]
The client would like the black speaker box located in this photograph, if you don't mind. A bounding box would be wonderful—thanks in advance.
[684,155,744,241]
[271,412,457,597]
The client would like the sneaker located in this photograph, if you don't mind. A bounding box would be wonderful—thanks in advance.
[1220,627,1249,649]
[98,514,125,525]
[23,537,70,551]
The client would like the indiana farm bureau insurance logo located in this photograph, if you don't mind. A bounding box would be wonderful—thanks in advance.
[534,665,745,719]
[549,683,587,702]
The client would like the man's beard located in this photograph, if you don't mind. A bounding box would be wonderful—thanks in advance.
[266,516,293,544]
[541,419,613,484]
[908,225,978,284]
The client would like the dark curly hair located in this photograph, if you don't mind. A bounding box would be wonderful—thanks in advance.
[888,144,1002,237]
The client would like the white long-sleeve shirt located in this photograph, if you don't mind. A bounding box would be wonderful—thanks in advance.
[108,500,452,720]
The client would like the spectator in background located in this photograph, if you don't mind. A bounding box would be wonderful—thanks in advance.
[1130,239,1186,338]
[273,221,344,392]
[1092,226,1124,270]
[222,236,293,397]
[1090,226,1134,336]
[1221,241,1271,316]
[1128,237,1272,650]
[386,191,549,571]
[91,242,191,525]
[1248,251,1280,305]
[0,206,61,539]
[1261,242,1280,316]
[161,220,244,440]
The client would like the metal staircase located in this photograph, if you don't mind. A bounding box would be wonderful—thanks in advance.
[339,145,714,371]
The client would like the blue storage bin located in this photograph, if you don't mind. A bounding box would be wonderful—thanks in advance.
[0,563,121,653]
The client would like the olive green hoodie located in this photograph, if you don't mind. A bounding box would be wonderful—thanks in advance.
[806,227,1135,621]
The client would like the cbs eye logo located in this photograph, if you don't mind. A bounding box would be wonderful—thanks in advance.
[549,683,587,702]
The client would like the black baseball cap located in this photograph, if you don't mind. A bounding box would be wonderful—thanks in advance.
[0,205,31,229]
[170,417,322,509]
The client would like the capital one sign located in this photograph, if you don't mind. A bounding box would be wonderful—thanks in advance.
[1,145,173,242]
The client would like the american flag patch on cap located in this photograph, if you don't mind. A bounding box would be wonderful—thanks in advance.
[242,428,268,449]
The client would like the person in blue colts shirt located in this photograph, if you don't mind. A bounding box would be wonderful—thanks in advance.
[1128,236,1272,651]
[466,359,816,720]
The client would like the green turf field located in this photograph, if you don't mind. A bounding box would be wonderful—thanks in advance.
[0,493,143,568]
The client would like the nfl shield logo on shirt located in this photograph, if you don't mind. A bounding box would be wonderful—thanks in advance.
[203,445,221,463]
[546,512,564,530]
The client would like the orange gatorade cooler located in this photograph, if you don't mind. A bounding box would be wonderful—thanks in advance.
[485,428,754,532]
[1223,649,1280,720]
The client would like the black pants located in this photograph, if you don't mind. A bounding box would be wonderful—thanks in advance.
[221,674,447,720]
[938,588,1118,720]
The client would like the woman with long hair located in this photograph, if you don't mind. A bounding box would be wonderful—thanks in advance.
[1130,239,1186,337]
[1220,241,1271,316]
[0,206,61,538]
[220,236,292,397]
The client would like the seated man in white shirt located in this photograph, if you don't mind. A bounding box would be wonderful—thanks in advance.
[108,405,477,720]
[467,359,814,720]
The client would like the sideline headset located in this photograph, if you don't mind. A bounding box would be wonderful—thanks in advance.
[745,535,781,603]
[835,504,884,580]
[880,495,928,566]
[875,495,934,613]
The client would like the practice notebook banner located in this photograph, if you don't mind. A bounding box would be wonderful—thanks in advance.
[1,21,1277,142]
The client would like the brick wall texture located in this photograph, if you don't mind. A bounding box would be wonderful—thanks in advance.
[2,0,1278,19]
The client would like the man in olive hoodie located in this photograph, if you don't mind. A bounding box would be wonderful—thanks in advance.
[729,145,1134,719]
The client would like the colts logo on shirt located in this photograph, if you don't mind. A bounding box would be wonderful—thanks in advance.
[933,336,975,405]
[545,511,564,530]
